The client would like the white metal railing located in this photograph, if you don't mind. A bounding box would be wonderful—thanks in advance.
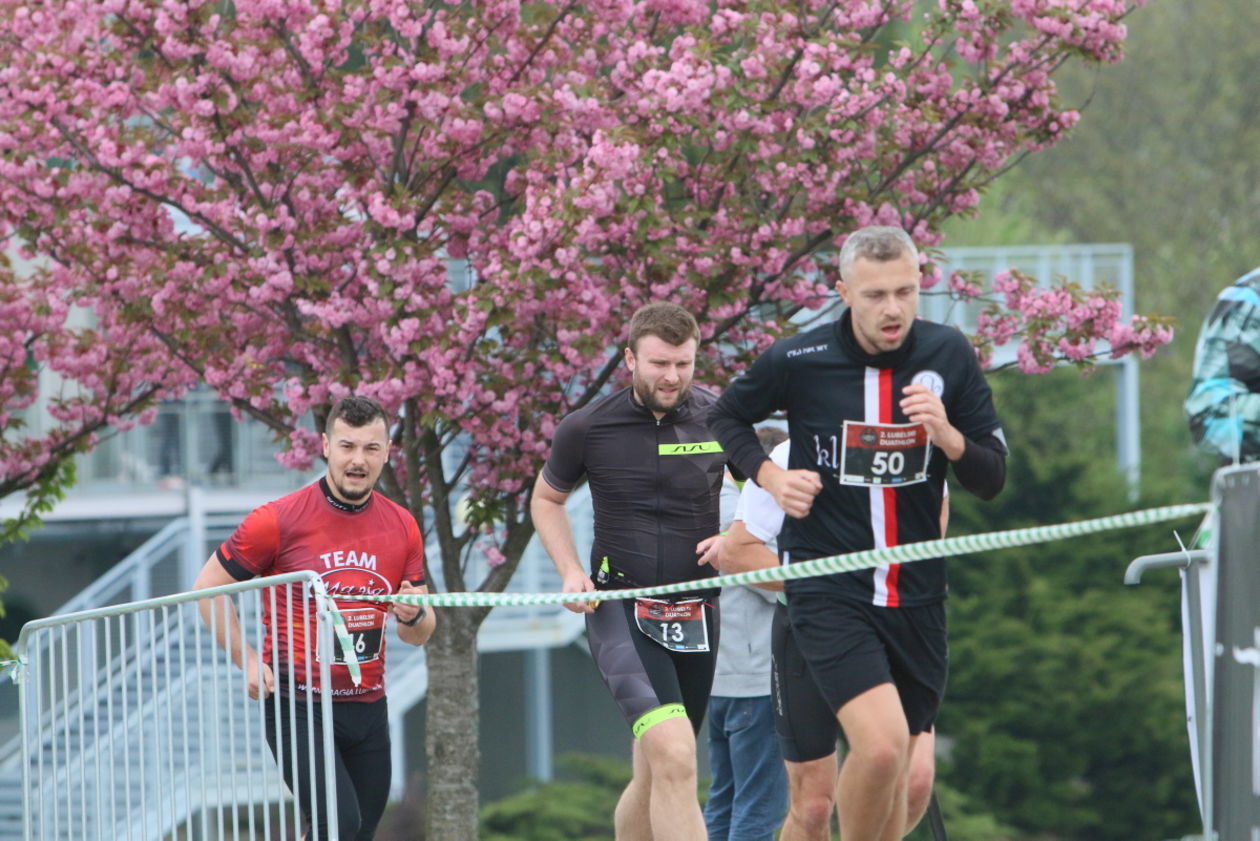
[1126,462,1260,840]
[0,513,232,776]
[12,572,343,841]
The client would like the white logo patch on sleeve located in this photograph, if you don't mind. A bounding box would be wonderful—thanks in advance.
[912,370,945,396]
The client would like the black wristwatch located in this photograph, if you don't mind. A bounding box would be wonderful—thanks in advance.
[399,606,427,627]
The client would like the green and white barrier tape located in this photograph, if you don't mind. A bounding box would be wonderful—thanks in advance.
[349,500,1213,609]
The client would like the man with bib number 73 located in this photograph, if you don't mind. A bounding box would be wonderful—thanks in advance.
[532,302,729,841]
[708,226,1007,841]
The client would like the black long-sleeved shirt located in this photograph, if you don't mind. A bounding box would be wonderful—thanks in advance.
[708,312,1007,607]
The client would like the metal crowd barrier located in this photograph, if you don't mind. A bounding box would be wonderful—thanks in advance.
[1128,461,1260,840]
[11,571,341,840]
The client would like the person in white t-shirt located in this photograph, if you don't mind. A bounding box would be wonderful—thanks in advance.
[703,426,789,841]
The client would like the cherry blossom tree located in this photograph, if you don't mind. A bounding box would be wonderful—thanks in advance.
[0,262,192,661]
[0,0,1165,837]
[945,267,1171,373]
[0,260,192,543]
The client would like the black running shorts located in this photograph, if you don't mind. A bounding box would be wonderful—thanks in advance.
[786,591,946,735]
[771,601,840,762]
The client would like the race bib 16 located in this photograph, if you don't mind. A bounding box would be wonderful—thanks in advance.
[323,607,384,665]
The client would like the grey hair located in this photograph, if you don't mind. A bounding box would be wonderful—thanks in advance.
[838,226,919,280]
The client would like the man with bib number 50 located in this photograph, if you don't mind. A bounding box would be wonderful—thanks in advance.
[532,302,728,841]
[708,226,1007,841]
[193,396,435,841]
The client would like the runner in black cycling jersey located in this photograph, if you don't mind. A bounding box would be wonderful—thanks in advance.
[708,226,1007,841]
[532,302,726,841]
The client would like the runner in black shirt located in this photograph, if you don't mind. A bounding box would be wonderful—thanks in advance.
[708,226,1007,841]
[532,302,726,841]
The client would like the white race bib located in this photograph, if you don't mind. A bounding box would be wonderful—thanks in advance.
[633,598,710,653]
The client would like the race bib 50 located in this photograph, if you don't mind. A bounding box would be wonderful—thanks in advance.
[839,421,931,487]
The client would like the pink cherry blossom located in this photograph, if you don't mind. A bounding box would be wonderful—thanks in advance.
[963,268,1171,374]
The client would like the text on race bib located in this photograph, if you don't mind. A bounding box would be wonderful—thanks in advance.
[633,598,710,653]
[838,421,931,487]
[322,607,385,666]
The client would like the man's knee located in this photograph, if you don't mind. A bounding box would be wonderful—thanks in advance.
[788,791,833,834]
[787,758,835,834]
[849,734,909,784]
[639,718,699,784]
[837,683,911,772]
[647,741,698,783]
[907,766,933,812]
[904,741,936,829]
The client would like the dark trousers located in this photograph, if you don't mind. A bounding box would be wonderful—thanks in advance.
[264,695,391,840]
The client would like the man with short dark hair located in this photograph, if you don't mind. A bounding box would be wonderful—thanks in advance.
[193,395,435,841]
[709,226,1007,841]
[532,302,727,841]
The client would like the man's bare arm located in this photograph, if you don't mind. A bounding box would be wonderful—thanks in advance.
[530,475,597,614]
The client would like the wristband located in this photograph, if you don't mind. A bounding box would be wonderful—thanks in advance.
[399,606,427,627]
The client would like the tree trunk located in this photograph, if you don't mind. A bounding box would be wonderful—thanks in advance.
[424,607,482,841]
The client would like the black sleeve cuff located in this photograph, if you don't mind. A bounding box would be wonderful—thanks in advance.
[215,547,257,582]
[707,404,771,486]
[950,433,1007,501]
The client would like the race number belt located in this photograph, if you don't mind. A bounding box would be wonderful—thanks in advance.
[323,607,384,665]
[839,421,931,487]
[634,598,710,653]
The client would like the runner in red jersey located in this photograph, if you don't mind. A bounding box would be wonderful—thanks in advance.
[217,473,425,700]
[194,396,435,841]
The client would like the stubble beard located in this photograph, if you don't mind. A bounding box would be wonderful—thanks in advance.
[332,471,373,502]
[633,376,690,415]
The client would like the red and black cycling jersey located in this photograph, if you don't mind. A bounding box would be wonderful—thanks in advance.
[216,478,426,701]
[542,386,727,594]
[708,311,1006,607]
